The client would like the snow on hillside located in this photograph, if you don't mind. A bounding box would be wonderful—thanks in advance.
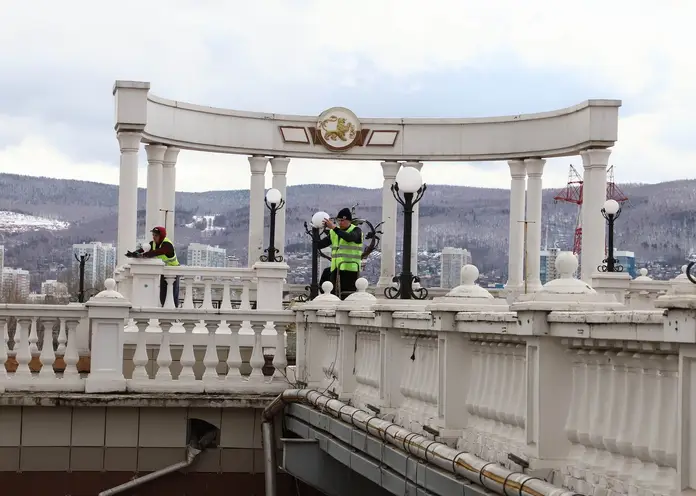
[0,211,69,233]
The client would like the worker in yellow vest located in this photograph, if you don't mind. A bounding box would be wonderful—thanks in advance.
[318,208,363,299]
[136,226,181,307]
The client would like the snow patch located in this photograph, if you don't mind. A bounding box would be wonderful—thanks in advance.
[0,211,69,233]
[186,215,225,237]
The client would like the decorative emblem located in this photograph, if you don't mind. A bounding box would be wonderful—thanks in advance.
[312,107,364,151]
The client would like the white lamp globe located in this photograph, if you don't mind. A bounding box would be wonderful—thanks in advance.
[395,166,423,194]
[603,199,620,216]
[266,188,282,204]
[311,211,329,229]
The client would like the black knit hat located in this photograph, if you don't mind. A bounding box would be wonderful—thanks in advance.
[336,208,352,220]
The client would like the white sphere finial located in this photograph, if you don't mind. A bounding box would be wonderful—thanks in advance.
[355,278,369,292]
[603,199,620,216]
[556,252,579,278]
[460,264,479,285]
[321,281,333,294]
[639,268,648,277]
[682,265,687,274]
[104,278,117,291]
[312,211,329,229]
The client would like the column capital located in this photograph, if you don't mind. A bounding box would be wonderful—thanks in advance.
[380,160,401,180]
[270,157,290,176]
[580,148,612,169]
[402,161,423,171]
[249,155,269,175]
[524,158,546,177]
[163,147,180,167]
[144,143,167,164]
[508,159,527,179]
[117,132,141,153]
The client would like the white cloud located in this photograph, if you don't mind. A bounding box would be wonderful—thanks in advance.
[0,0,694,191]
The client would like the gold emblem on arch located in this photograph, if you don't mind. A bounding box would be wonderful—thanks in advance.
[312,107,365,151]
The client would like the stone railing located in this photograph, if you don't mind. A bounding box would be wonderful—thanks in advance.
[296,254,695,496]
[592,267,673,309]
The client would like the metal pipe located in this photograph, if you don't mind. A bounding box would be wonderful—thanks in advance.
[98,445,201,496]
[262,389,578,496]
[262,419,278,496]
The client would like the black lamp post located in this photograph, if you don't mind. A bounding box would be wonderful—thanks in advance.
[302,211,329,300]
[598,199,623,273]
[385,167,428,300]
[260,188,285,263]
[74,253,91,303]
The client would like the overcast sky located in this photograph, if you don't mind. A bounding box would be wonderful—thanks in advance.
[0,0,693,192]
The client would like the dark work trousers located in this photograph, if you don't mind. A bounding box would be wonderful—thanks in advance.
[319,267,332,289]
[159,275,180,308]
[330,270,358,300]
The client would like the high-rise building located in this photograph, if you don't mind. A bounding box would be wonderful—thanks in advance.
[41,279,69,298]
[72,242,117,289]
[2,267,30,302]
[615,250,636,278]
[439,247,472,288]
[540,247,560,285]
[187,243,227,267]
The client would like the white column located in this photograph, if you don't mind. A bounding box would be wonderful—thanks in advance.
[145,144,167,233]
[506,160,527,290]
[524,158,545,292]
[580,149,612,282]
[248,156,269,267]
[403,161,423,275]
[270,157,290,259]
[117,132,141,267]
[161,147,180,241]
[378,161,401,288]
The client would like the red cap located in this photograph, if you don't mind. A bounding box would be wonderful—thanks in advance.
[151,226,167,237]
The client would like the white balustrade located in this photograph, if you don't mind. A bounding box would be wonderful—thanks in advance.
[3,255,696,496]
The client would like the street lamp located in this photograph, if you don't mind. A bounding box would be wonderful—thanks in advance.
[260,188,285,263]
[303,211,329,300]
[385,166,428,300]
[599,199,623,273]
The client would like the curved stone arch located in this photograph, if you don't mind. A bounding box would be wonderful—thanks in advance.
[114,81,621,161]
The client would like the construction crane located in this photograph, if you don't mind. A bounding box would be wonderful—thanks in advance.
[553,165,628,255]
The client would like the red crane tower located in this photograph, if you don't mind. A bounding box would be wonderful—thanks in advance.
[553,165,628,255]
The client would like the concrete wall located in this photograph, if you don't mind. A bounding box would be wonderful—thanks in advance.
[0,405,275,473]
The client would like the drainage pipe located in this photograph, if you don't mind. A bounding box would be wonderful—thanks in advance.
[99,418,219,496]
[262,389,578,496]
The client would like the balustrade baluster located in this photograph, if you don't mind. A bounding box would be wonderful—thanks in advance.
[63,319,80,378]
[38,319,57,379]
[221,280,233,311]
[202,279,213,310]
[225,321,243,382]
[616,352,643,478]
[154,320,173,382]
[182,278,195,309]
[202,319,219,380]
[272,322,288,383]
[56,319,67,355]
[131,319,149,380]
[564,348,586,481]
[164,276,177,309]
[631,352,659,487]
[29,318,39,357]
[247,322,266,382]
[465,342,481,416]
[578,350,599,469]
[14,318,32,379]
[588,348,613,473]
[649,354,677,492]
[512,344,526,432]
[179,320,197,381]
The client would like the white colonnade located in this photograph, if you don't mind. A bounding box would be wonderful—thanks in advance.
[116,133,180,267]
[378,161,401,288]
[580,149,611,282]
[506,151,611,292]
